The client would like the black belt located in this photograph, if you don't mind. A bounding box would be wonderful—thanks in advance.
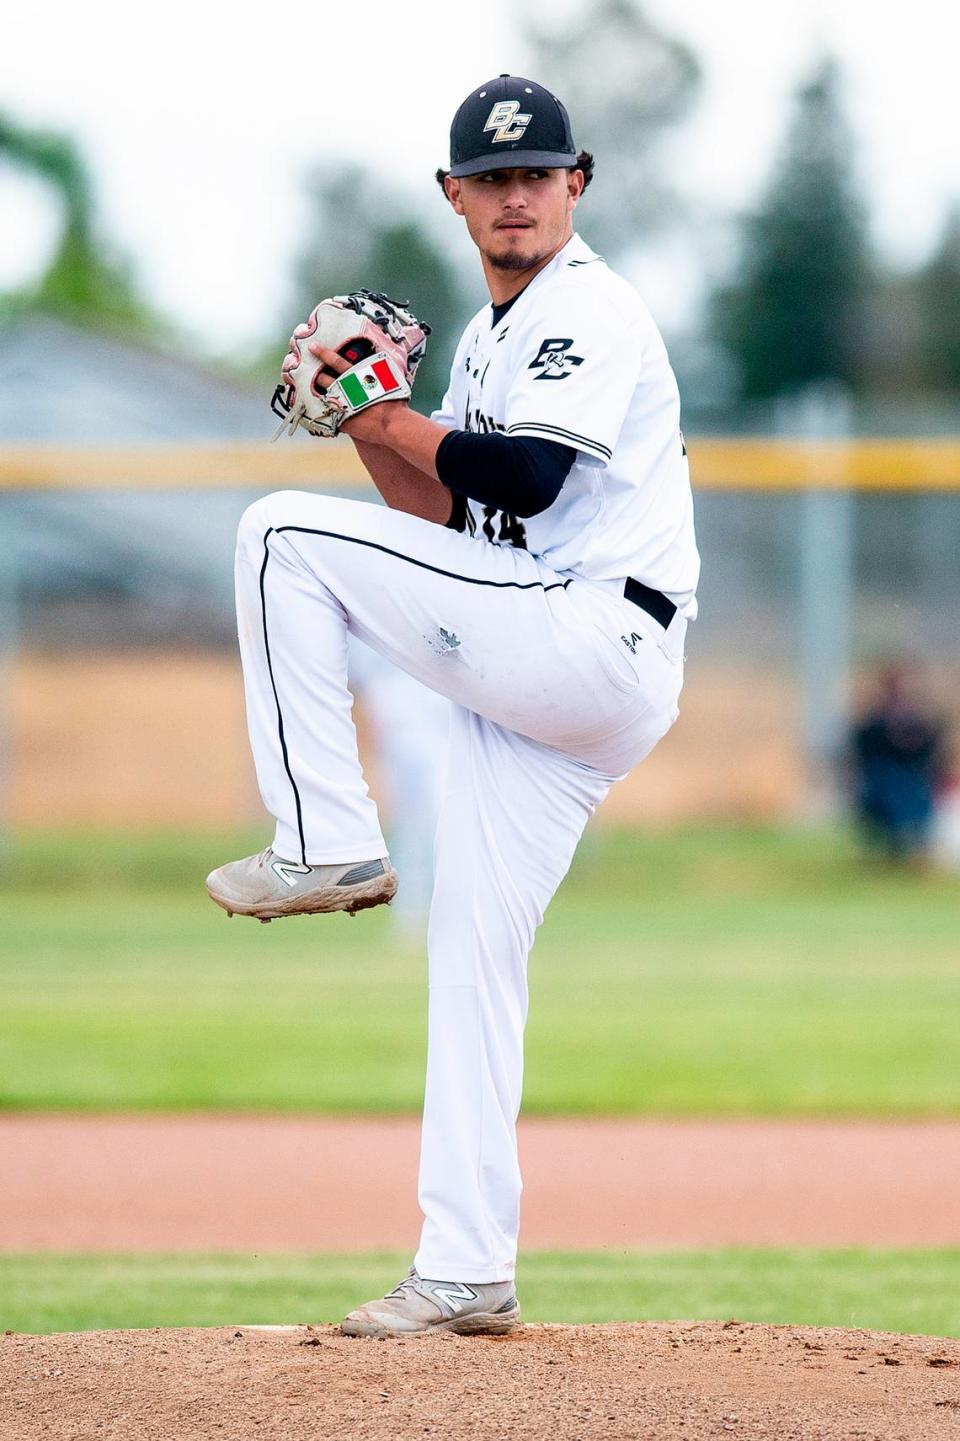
[624,577,677,629]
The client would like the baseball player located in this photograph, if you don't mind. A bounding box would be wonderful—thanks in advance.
[206,74,699,1337]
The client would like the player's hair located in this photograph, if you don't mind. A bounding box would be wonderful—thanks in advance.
[435,151,595,191]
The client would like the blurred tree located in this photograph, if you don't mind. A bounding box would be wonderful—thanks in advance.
[914,207,960,393]
[523,0,702,258]
[281,165,469,416]
[709,58,870,401]
[0,113,160,335]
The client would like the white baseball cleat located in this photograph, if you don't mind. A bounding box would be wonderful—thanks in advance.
[205,847,397,922]
[340,1267,521,1338]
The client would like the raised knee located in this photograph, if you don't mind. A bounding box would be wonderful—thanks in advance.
[237,490,305,551]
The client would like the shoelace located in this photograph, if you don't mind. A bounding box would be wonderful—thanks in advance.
[385,1267,420,1300]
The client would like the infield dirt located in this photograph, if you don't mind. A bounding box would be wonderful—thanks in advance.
[4,1320,960,1440]
[6,1115,960,1250]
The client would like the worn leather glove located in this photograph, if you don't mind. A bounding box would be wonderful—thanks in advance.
[270,290,430,439]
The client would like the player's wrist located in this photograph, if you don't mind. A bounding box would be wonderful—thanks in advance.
[342,399,406,442]
[375,398,409,438]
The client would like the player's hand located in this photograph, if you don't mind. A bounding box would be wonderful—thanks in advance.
[308,343,409,441]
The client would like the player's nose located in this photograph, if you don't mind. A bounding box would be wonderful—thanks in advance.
[501,184,529,210]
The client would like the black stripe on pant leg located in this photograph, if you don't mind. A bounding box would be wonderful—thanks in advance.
[274,525,574,592]
[259,528,307,866]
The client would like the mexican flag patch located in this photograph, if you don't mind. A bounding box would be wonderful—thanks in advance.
[338,357,402,409]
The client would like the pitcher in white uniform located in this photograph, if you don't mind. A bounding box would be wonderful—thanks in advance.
[206,74,699,1338]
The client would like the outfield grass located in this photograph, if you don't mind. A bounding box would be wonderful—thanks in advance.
[3,1249,960,1338]
[2,825,958,1114]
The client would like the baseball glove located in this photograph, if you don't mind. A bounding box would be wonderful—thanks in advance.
[270,290,431,440]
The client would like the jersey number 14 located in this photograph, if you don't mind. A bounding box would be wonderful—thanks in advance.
[449,493,528,550]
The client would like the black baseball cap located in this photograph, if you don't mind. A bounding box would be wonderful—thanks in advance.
[448,75,577,178]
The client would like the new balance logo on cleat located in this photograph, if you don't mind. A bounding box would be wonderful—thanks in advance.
[431,1282,479,1315]
[271,859,312,887]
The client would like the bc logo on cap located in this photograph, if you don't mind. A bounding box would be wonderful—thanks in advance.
[484,101,532,144]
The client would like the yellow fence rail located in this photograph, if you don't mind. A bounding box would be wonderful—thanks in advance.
[1,438,959,492]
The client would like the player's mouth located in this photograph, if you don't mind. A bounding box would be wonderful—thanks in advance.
[494,219,534,231]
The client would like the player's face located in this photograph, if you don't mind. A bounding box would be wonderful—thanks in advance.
[445,167,583,273]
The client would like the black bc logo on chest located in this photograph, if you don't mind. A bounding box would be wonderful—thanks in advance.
[528,338,584,380]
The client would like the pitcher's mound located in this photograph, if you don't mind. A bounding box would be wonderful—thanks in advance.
[3,1320,960,1440]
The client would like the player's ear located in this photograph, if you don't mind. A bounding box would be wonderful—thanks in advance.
[443,175,465,216]
[566,169,584,210]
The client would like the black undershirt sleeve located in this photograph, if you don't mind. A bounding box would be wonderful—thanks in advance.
[435,430,577,519]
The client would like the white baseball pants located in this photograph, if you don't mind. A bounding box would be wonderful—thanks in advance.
[235,490,685,1281]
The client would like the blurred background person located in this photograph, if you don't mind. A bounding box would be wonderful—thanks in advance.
[848,661,950,865]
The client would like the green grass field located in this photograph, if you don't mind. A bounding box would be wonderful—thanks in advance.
[4,1249,960,1338]
[2,825,959,1114]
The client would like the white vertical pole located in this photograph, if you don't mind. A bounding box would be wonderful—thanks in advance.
[779,385,854,814]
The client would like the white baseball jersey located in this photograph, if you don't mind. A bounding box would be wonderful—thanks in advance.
[432,231,700,617]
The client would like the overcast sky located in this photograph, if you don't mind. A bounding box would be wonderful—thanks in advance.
[2,0,957,352]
